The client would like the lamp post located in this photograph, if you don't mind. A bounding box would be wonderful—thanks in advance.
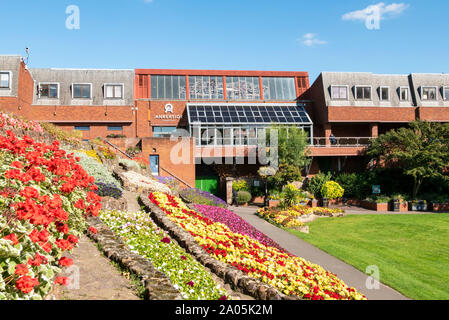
[258,166,276,209]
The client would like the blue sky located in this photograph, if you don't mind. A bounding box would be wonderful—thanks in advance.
[2,0,448,82]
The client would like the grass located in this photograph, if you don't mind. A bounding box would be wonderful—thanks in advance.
[288,214,449,300]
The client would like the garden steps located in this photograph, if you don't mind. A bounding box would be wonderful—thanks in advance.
[49,235,140,300]
[230,206,410,301]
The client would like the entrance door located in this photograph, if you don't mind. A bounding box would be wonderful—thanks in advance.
[195,177,219,195]
[149,155,160,176]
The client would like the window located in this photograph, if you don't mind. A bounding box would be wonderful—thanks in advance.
[153,126,177,137]
[421,87,437,101]
[151,75,186,100]
[74,126,90,131]
[399,87,409,101]
[444,87,449,101]
[0,72,10,89]
[262,77,296,100]
[226,77,260,100]
[355,86,372,100]
[107,126,123,131]
[73,84,92,99]
[39,83,58,98]
[189,76,224,100]
[380,87,390,101]
[104,84,123,99]
[331,86,348,100]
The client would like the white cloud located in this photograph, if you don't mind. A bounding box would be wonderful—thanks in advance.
[342,2,409,21]
[299,33,327,47]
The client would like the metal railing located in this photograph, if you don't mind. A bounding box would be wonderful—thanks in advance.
[103,139,133,159]
[311,137,373,147]
[160,166,194,189]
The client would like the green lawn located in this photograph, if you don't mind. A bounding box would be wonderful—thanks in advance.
[289,214,449,300]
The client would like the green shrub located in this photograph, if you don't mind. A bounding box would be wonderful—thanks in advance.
[306,172,332,199]
[237,191,252,205]
[335,173,360,199]
[321,181,344,200]
[233,179,249,192]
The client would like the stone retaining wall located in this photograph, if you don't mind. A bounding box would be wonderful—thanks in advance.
[139,194,299,301]
[86,216,183,300]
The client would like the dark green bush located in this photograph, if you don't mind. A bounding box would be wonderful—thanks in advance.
[305,172,332,199]
[237,191,252,204]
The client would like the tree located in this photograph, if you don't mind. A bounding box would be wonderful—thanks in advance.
[366,121,449,198]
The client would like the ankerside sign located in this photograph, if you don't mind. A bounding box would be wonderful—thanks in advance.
[155,104,183,120]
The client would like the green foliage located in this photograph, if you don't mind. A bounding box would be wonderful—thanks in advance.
[268,163,302,191]
[320,181,344,200]
[305,172,332,199]
[232,180,249,192]
[270,126,311,169]
[279,184,304,208]
[367,121,449,198]
[40,122,82,145]
[236,191,252,204]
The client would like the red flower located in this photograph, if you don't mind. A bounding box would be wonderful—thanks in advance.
[39,241,52,253]
[19,186,40,199]
[74,199,86,210]
[55,277,70,286]
[218,295,228,300]
[180,256,187,260]
[55,239,73,251]
[29,229,40,243]
[3,233,19,245]
[58,257,73,267]
[15,276,39,294]
[56,223,69,235]
[161,237,171,244]
[88,226,98,234]
[10,161,23,169]
[67,234,78,244]
[15,264,29,276]
[28,252,48,266]
[186,281,194,287]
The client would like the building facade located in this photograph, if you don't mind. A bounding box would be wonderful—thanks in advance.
[2,55,449,196]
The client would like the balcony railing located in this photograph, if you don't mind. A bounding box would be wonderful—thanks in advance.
[311,137,373,147]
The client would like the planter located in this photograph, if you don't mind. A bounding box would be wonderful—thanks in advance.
[409,201,428,212]
[389,201,409,212]
[431,203,449,212]
[308,200,319,208]
[322,199,330,208]
[360,200,388,212]
[252,196,265,204]
[268,200,280,208]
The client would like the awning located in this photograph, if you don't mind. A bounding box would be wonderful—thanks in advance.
[187,103,313,126]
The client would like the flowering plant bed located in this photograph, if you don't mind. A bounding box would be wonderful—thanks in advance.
[99,210,228,300]
[0,130,101,299]
[121,171,171,194]
[431,203,449,212]
[179,188,227,208]
[149,192,366,300]
[193,205,287,253]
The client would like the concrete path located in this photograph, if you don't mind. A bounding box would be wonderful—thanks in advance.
[230,205,409,300]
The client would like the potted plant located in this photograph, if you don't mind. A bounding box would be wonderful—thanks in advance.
[320,181,344,208]
[237,191,252,206]
[409,200,428,212]
[361,196,390,211]
[390,195,405,212]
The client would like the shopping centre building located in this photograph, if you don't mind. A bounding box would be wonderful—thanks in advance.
[1,54,449,196]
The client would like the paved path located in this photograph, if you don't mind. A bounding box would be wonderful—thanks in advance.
[230,205,409,300]
[50,235,140,300]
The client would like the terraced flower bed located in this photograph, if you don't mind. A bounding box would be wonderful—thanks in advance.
[99,209,229,300]
[193,204,287,253]
[149,192,366,300]
[0,130,101,299]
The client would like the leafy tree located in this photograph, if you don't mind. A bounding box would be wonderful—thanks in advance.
[305,171,332,199]
[366,121,449,198]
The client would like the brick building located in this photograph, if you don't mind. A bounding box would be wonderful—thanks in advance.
[2,55,449,196]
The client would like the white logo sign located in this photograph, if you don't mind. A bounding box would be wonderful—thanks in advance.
[65,5,80,30]
[165,104,174,114]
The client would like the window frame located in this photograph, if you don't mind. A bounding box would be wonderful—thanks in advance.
[0,71,12,89]
[72,83,93,99]
[399,86,409,101]
[379,86,390,101]
[354,85,372,101]
[420,86,438,101]
[443,87,449,101]
[107,125,123,131]
[74,126,91,131]
[38,82,60,99]
[330,85,349,100]
[104,83,124,99]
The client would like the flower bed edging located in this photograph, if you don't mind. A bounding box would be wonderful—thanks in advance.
[85,216,182,300]
[138,194,296,301]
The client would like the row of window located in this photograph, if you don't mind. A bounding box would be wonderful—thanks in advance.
[38,83,124,99]
[74,126,123,131]
[331,85,449,102]
[150,75,297,101]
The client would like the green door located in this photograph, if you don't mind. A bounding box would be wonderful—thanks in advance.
[195,176,219,195]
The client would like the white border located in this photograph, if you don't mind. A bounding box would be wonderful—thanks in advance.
[38,82,60,99]
[420,86,438,101]
[71,83,93,99]
[104,83,124,99]
[0,71,12,89]
[379,86,390,101]
[330,85,349,100]
[444,86,449,101]
[399,86,409,101]
[354,85,373,101]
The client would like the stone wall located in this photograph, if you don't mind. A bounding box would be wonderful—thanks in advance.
[86,217,182,300]
[138,194,299,301]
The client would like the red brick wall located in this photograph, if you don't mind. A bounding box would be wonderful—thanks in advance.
[141,137,195,187]
[328,106,416,122]
[418,107,449,122]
